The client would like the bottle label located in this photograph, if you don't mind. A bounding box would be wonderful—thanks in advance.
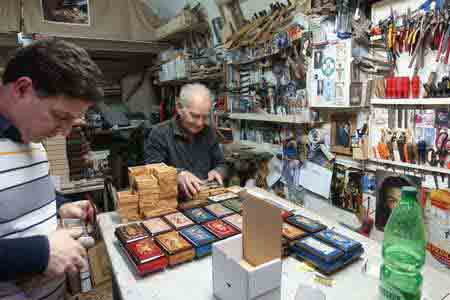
[379,282,405,300]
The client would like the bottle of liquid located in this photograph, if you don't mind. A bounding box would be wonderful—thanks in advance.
[379,187,426,300]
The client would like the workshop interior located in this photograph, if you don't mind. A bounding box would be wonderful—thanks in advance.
[1,0,450,300]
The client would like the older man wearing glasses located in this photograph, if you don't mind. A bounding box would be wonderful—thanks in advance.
[145,83,227,198]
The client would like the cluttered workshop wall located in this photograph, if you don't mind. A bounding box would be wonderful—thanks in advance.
[0,0,20,33]
[23,0,160,41]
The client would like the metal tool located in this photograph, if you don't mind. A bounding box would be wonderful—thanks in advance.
[427,131,449,167]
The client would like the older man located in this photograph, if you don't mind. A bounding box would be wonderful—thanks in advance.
[0,39,102,300]
[145,83,227,198]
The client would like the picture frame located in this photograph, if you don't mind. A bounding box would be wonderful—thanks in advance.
[41,0,90,25]
[330,113,356,156]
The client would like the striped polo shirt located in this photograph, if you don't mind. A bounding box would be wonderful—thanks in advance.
[0,115,65,300]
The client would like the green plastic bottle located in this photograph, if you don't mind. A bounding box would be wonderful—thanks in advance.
[379,187,426,300]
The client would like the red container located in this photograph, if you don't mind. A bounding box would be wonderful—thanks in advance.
[411,76,420,98]
[402,77,410,98]
[385,77,392,98]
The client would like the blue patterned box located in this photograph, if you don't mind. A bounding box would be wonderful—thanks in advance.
[286,215,327,233]
[183,207,216,224]
[315,229,362,253]
[291,236,343,263]
[293,244,364,275]
[179,225,217,258]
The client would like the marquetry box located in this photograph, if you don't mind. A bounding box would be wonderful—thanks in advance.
[155,231,195,266]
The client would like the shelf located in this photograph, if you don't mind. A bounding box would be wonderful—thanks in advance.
[60,178,105,195]
[310,105,369,109]
[156,22,210,43]
[155,73,224,86]
[370,159,450,175]
[49,35,169,54]
[228,113,323,125]
[371,98,450,107]
[227,50,282,65]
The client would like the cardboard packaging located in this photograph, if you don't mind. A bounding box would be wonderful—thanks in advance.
[212,235,282,300]
[155,231,195,266]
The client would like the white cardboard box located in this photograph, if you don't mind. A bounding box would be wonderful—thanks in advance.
[212,235,282,300]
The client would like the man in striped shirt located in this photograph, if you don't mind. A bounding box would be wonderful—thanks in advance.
[0,39,103,299]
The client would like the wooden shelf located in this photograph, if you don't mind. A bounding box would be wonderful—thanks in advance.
[370,158,450,175]
[156,22,210,43]
[60,178,105,195]
[310,105,369,109]
[155,73,224,86]
[228,113,323,125]
[371,98,450,107]
[50,35,169,54]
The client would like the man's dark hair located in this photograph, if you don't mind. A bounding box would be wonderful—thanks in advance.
[3,39,103,102]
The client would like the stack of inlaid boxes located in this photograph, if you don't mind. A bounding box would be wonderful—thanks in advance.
[116,190,140,223]
[146,163,178,218]
[117,163,178,222]
[43,135,70,188]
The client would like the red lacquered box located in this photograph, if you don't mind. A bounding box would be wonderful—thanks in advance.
[122,237,168,276]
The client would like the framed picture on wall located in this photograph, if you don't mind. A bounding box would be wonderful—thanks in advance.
[330,113,356,156]
[41,0,90,25]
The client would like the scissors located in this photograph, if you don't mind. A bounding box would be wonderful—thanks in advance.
[427,131,449,167]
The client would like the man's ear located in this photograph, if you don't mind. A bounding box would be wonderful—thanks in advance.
[175,101,183,115]
[10,77,34,100]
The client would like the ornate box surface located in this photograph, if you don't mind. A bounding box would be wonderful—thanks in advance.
[315,229,362,253]
[179,225,217,258]
[282,223,308,241]
[204,203,234,218]
[163,212,195,230]
[155,231,195,266]
[222,214,243,231]
[142,218,172,236]
[221,199,243,214]
[120,238,168,276]
[115,223,148,244]
[183,207,216,224]
[286,215,327,233]
[208,192,239,203]
[202,219,239,239]
[292,236,343,263]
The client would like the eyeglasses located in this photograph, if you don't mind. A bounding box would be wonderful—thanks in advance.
[184,109,210,122]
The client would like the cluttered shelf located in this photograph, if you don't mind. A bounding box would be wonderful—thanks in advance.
[155,21,210,43]
[154,72,224,86]
[228,113,323,125]
[60,178,105,195]
[369,158,450,175]
[371,98,450,107]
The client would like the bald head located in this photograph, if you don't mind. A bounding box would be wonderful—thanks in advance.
[178,83,211,108]
[177,83,212,135]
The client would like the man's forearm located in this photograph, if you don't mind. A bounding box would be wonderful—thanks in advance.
[0,236,50,280]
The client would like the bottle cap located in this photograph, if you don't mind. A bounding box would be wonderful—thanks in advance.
[401,186,417,198]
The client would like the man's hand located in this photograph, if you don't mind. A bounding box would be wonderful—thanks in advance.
[45,229,87,278]
[177,171,202,198]
[208,169,223,185]
[59,200,94,224]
